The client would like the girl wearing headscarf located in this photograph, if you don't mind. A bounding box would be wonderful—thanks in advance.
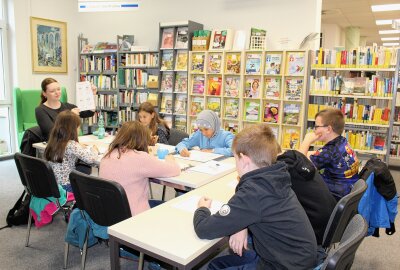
[176,110,234,157]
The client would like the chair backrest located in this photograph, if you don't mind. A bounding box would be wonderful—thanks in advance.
[13,87,68,147]
[168,128,189,146]
[69,170,132,227]
[321,214,368,270]
[322,179,367,249]
[14,152,61,199]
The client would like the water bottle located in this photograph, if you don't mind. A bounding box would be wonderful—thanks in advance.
[97,113,105,139]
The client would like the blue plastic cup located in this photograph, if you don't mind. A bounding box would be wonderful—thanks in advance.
[157,148,169,159]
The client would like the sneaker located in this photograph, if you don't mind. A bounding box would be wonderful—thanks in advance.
[148,261,161,270]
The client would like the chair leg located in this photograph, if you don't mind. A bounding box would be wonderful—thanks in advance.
[162,186,167,201]
[63,242,69,269]
[25,210,32,247]
[138,252,144,270]
[81,228,89,270]
[149,183,154,199]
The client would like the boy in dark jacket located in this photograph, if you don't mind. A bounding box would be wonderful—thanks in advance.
[193,124,317,270]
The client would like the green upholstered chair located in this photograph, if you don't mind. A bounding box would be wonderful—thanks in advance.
[13,87,68,148]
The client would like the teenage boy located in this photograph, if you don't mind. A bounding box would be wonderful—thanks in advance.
[299,107,359,200]
[193,124,317,270]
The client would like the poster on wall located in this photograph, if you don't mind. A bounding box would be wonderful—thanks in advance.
[30,17,68,73]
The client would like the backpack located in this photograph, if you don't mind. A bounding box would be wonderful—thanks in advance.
[0,190,31,230]
[359,158,397,201]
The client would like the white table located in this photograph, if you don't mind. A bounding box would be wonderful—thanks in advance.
[108,171,238,270]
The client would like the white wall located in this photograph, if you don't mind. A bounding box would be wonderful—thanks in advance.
[11,0,322,103]
[321,23,343,49]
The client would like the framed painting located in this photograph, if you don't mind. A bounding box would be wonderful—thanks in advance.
[30,17,68,73]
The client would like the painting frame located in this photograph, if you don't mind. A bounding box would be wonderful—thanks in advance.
[30,17,68,73]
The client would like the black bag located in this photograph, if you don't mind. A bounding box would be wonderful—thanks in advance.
[0,190,31,230]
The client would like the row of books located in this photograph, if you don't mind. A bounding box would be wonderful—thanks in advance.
[82,74,117,90]
[161,51,188,71]
[160,73,188,93]
[118,91,158,107]
[119,108,137,123]
[95,94,118,110]
[191,51,305,76]
[311,47,398,68]
[308,102,391,125]
[118,69,152,89]
[161,27,190,50]
[121,53,159,67]
[310,76,395,97]
[80,55,117,72]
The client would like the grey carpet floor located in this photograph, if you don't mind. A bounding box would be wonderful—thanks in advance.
[1,159,399,269]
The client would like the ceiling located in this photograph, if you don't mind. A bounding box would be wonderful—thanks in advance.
[322,0,400,45]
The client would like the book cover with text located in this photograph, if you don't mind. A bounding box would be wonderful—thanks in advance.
[174,95,187,115]
[207,97,221,116]
[225,53,241,74]
[263,103,279,123]
[175,27,189,49]
[286,52,305,76]
[190,97,205,116]
[244,100,261,121]
[175,51,188,71]
[244,77,261,98]
[174,73,188,93]
[192,75,205,94]
[161,28,174,49]
[161,51,173,70]
[207,76,222,96]
[285,79,303,100]
[224,98,239,119]
[191,53,205,73]
[208,53,223,73]
[245,53,261,74]
[265,53,282,74]
[160,73,173,92]
[283,103,301,125]
[265,77,281,98]
[225,77,240,97]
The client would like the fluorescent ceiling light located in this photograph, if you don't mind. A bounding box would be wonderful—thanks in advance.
[383,42,399,46]
[379,30,400,34]
[78,1,139,12]
[376,19,400,25]
[381,37,400,41]
[372,4,400,12]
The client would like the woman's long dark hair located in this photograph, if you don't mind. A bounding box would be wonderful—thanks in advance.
[44,110,81,163]
[40,78,58,104]
[138,102,170,135]
[104,121,151,159]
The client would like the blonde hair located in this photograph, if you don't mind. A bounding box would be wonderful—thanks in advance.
[232,124,278,167]
[315,107,345,135]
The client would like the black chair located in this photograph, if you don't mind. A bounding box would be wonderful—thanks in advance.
[168,128,189,146]
[320,214,368,270]
[14,152,69,247]
[322,179,367,250]
[64,170,134,270]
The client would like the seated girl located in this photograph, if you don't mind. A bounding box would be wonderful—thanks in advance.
[138,102,170,145]
[99,121,181,216]
[176,110,234,157]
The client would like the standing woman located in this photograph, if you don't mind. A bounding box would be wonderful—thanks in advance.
[35,78,96,140]
[138,101,170,144]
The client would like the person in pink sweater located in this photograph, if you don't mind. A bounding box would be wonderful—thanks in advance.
[99,121,181,216]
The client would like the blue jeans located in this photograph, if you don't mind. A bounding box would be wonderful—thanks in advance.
[208,250,259,270]
[148,199,163,208]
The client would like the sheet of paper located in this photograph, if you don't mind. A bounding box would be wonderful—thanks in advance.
[188,160,235,175]
[174,150,223,162]
[156,143,176,154]
[172,195,224,214]
[76,81,95,111]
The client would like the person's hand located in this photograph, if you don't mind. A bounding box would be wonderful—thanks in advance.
[304,132,321,145]
[91,83,97,95]
[229,228,248,257]
[200,149,214,153]
[197,196,212,208]
[165,154,175,163]
[71,108,80,115]
[180,148,190,157]
[90,144,99,155]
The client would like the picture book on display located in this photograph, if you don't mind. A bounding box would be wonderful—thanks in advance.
[174,73,188,93]
[208,53,223,73]
[225,77,240,97]
[190,97,205,115]
[244,77,260,98]
[244,100,261,121]
[175,116,187,131]
[264,77,281,99]
[224,122,239,134]
[207,97,221,116]
[224,98,239,119]
[161,28,174,49]
[161,51,174,70]
[174,95,187,115]
[285,79,303,100]
[283,103,301,125]
[265,53,282,74]
[225,53,241,74]
[282,127,300,149]
[207,76,222,96]
[211,30,228,50]
[160,73,173,92]
[175,27,189,49]
[93,42,117,53]
[263,103,279,123]
[175,51,188,71]
[245,53,262,74]
[160,94,173,114]
[192,75,205,94]
[120,35,135,51]
[286,52,305,76]
[191,54,205,73]
[81,44,94,53]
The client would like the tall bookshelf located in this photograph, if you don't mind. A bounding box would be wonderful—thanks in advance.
[306,47,400,164]
[187,49,309,149]
[389,49,400,165]
[78,35,118,133]
[158,21,203,132]
[116,35,159,124]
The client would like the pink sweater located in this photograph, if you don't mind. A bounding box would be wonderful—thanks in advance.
[99,149,180,216]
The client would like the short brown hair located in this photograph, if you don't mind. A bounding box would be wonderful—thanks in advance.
[232,124,278,167]
[104,121,151,159]
[44,110,81,163]
[315,108,345,135]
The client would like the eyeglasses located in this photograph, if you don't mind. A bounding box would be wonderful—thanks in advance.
[313,125,328,130]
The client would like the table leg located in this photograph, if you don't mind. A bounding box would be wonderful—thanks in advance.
[138,252,144,270]
[109,236,120,270]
